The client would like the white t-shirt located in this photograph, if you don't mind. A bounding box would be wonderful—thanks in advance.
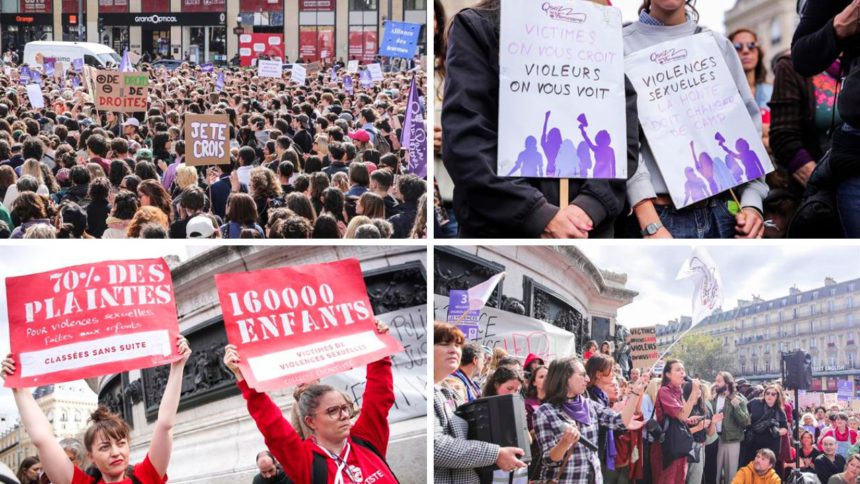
[715,396,726,434]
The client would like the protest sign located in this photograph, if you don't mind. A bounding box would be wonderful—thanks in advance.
[347,60,359,73]
[626,326,659,370]
[4,259,181,387]
[257,59,282,78]
[26,84,45,109]
[446,290,480,340]
[94,70,149,113]
[214,258,404,392]
[367,63,384,82]
[291,64,307,85]
[435,296,576,361]
[184,114,231,166]
[379,21,422,59]
[626,33,774,208]
[838,379,854,401]
[325,304,426,423]
[498,0,627,179]
[240,33,285,67]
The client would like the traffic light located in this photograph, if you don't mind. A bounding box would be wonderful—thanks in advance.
[783,350,813,390]
[98,16,104,33]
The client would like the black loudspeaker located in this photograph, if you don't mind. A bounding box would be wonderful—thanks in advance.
[455,393,532,467]
[783,350,813,390]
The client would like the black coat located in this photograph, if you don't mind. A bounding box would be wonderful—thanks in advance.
[441,7,639,238]
[85,199,111,238]
[740,398,787,468]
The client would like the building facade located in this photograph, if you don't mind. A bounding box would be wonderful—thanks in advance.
[691,277,859,392]
[724,0,799,79]
[0,0,426,65]
[0,382,97,473]
[434,246,638,355]
[89,245,426,483]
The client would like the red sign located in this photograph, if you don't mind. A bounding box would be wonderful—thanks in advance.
[239,33,285,67]
[349,28,377,63]
[20,0,51,14]
[4,259,181,388]
[214,259,403,391]
[299,26,334,62]
[98,0,129,13]
[181,0,225,13]
[300,0,334,11]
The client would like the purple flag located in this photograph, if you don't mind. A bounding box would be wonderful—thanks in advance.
[200,63,214,73]
[44,58,55,76]
[72,58,83,72]
[215,70,225,92]
[359,69,372,88]
[72,75,80,89]
[343,75,353,94]
[19,66,30,85]
[400,75,426,178]
[30,70,42,86]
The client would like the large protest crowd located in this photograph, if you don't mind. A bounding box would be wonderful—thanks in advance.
[434,0,860,239]
[0,57,427,239]
[434,324,860,484]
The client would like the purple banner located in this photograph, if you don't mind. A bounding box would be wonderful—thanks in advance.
[400,75,426,178]
[447,289,480,340]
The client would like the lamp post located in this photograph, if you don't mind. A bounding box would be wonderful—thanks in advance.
[234,15,242,66]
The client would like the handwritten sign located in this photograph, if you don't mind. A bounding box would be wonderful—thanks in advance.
[347,60,359,73]
[379,21,422,58]
[367,63,384,82]
[94,70,149,113]
[26,84,44,109]
[626,33,773,207]
[257,59,282,78]
[4,259,180,387]
[215,258,404,391]
[498,0,627,179]
[626,326,659,370]
[291,64,307,85]
[184,114,231,166]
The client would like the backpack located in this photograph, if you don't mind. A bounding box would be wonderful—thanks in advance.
[787,151,844,238]
[311,437,399,484]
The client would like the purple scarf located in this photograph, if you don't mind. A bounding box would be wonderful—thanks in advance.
[590,387,618,470]
[562,394,592,426]
[827,59,842,79]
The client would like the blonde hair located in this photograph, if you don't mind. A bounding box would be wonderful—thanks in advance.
[344,215,372,238]
[331,172,349,193]
[174,164,198,189]
[21,158,44,183]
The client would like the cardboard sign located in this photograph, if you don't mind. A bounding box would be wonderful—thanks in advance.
[26,84,44,109]
[4,259,181,387]
[184,114,231,166]
[367,63,384,82]
[325,304,426,423]
[626,326,659,370]
[214,258,404,391]
[347,60,359,73]
[498,0,627,179]
[379,21,422,59]
[434,296,576,361]
[257,59,282,79]
[94,70,149,113]
[291,64,307,85]
[626,33,774,208]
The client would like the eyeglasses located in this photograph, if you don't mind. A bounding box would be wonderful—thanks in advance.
[321,403,355,419]
[733,42,758,52]
[765,392,778,396]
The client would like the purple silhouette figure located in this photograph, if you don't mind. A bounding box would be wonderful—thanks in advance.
[690,140,717,196]
[542,111,562,176]
[556,139,577,177]
[711,156,736,192]
[577,141,592,177]
[716,133,765,181]
[578,113,616,178]
[683,167,710,205]
[507,135,544,177]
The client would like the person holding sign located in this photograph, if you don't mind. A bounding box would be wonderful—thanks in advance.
[0,336,191,484]
[623,0,769,239]
[223,319,399,484]
[441,0,639,238]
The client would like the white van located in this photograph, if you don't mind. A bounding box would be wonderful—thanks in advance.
[23,41,121,71]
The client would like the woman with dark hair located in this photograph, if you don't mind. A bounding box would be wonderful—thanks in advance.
[0,164,16,201]
[321,187,347,236]
[650,359,702,482]
[312,213,340,238]
[249,166,284,228]
[481,366,523,397]
[220,192,264,238]
[102,190,139,239]
[224,320,399,483]
[525,365,548,482]
[137,179,173,222]
[86,177,112,238]
[533,356,648,484]
[584,353,626,482]
[739,383,788,471]
[728,28,772,110]
[10,192,52,239]
[284,192,317,223]
[583,341,598,361]
[310,172,329,215]
[796,429,820,474]
[16,456,41,484]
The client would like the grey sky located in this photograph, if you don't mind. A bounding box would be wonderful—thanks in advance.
[617,1,738,33]
[577,243,860,329]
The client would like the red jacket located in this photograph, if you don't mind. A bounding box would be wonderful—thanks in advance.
[239,357,397,484]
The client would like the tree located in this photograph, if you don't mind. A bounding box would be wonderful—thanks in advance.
[667,333,738,382]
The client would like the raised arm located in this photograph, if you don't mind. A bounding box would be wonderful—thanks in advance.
[351,320,395,456]
[542,111,551,147]
[2,355,74,484]
[579,124,597,151]
[148,336,191,477]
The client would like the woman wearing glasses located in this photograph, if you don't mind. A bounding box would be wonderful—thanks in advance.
[729,29,773,112]
[739,383,789,473]
[223,319,399,484]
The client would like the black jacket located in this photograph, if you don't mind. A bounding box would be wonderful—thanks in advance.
[388,200,418,238]
[441,7,639,238]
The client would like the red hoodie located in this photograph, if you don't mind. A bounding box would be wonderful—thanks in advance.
[238,357,397,484]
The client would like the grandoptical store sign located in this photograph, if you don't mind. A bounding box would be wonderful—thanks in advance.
[100,12,225,26]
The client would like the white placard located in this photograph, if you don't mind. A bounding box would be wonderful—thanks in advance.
[498,0,627,179]
[347,60,359,73]
[625,33,773,208]
[367,63,384,82]
[257,59,282,78]
[291,64,307,85]
[26,84,45,109]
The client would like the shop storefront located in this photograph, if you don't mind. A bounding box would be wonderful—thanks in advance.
[238,0,283,37]
[298,0,334,63]
[348,0,377,63]
[181,0,227,64]
[1,0,54,56]
[99,12,226,62]
[98,0,129,52]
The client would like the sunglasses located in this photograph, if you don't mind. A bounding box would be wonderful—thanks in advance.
[321,403,355,419]
[733,42,758,52]
[765,391,778,396]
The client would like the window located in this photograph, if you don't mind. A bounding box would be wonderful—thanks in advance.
[349,0,376,10]
[811,304,817,315]
[850,352,857,368]
[765,359,771,372]
[60,411,67,422]
[779,311,784,322]
[829,300,835,312]
[793,308,798,319]
[849,296,854,309]
[829,355,837,366]
[813,291,819,299]
[770,17,782,44]
[404,0,425,8]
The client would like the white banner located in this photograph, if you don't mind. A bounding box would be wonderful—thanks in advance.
[257,59,282,79]
[626,33,773,208]
[26,84,44,109]
[324,305,427,423]
[434,296,576,362]
[347,60,359,73]
[291,64,307,85]
[498,0,627,179]
[367,63,384,82]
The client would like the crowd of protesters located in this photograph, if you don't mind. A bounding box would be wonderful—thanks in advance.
[434,0,860,239]
[0,56,427,239]
[434,324,860,484]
